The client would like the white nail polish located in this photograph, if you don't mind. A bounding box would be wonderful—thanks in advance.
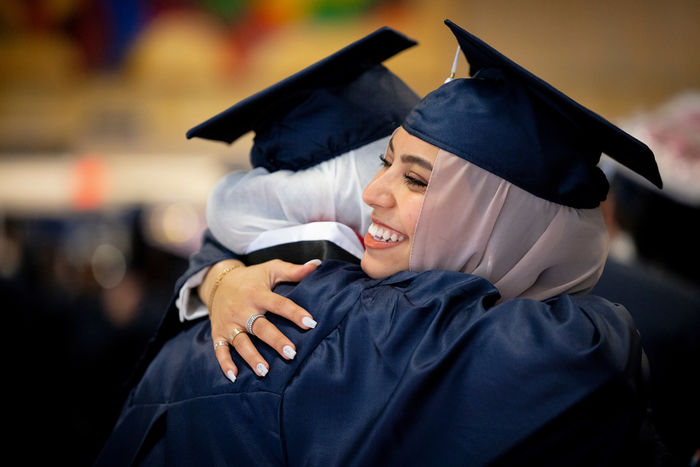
[302,316,317,329]
[256,363,268,377]
[283,345,296,359]
[304,259,322,266]
[226,370,236,383]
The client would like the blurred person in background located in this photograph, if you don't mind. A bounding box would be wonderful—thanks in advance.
[593,92,700,464]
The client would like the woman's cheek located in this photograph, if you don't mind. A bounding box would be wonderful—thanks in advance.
[405,195,426,238]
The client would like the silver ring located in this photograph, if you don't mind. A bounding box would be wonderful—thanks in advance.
[213,340,228,349]
[246,313,265,336]
[228,328,244,345]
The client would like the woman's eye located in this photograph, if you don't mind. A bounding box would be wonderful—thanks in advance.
[403,173,428,188]
[378,154,391,168]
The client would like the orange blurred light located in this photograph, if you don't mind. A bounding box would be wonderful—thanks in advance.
[72,153,107,210]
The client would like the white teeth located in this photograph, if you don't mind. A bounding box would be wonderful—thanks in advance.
[368,223,405,243]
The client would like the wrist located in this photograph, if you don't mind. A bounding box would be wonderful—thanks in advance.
[198,259,244,307]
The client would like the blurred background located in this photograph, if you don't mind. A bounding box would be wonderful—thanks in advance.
[1,0,698,465]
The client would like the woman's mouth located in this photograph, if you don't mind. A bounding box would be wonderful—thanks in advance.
[364,222,406,249]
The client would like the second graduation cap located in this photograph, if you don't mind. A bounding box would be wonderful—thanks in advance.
[403,19,662,209]
[187,27,420,172]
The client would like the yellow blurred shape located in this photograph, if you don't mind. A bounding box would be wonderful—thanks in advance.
[124,11,230,90]
[0,33,81,88]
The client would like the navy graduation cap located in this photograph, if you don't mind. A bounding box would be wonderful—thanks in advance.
[403,20,662,208]
[187,27,420,172]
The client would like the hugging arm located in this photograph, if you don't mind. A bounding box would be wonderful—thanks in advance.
[205,139,382,254]
[175,143,382,379]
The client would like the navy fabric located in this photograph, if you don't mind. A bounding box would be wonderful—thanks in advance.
[593,257,700,462]
[98,261,645,466]
[124,229,239,388]
[186,27,419,171]
[402,20,661,208]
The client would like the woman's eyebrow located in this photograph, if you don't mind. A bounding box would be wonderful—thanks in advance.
[401,154,433,171]
[388,138,433,170]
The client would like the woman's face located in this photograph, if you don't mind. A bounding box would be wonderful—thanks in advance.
[361,127,439,278]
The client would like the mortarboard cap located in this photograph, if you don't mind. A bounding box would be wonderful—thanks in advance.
[403,19,662,208]
[187,27,419,172]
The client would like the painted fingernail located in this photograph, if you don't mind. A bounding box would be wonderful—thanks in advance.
[304,259,322,266]
[256,363,268,377]
[302,316,317,329]
[283,345,296,360]
[226,370,237,383]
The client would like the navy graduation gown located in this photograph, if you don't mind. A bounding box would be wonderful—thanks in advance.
[98,261,644,466]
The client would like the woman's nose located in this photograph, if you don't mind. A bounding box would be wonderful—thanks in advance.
[362,170,395,208]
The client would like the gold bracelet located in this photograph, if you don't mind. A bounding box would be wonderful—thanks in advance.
[208,264,242,311]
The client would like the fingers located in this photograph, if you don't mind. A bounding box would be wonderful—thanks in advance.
[213,317,301,381]
[230,332,269,377]
[251,317,297,361]
[208,259,323,383]
[213,331,270,380]
[258,290,317,330]
[268,258,321,286]
[214,339,239,383]
[229,317,299,377]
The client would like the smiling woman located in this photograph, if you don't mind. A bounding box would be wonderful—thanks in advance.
[98,21,664,466]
